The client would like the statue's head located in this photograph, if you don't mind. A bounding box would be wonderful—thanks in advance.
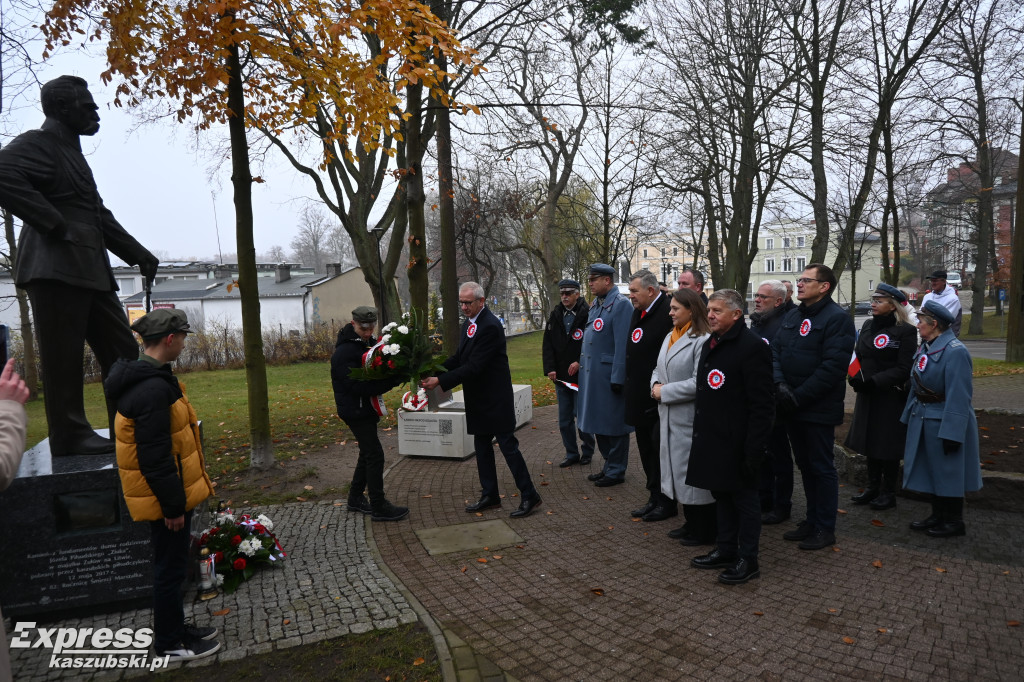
[41,75,100,136]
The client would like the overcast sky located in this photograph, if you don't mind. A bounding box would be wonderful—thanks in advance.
[3,37,322,265]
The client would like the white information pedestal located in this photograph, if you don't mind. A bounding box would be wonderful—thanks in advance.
[397,384,533,459]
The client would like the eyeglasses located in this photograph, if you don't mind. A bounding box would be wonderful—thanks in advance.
[458,299,477,306]
[796,278,824,285]
[559,290,578,296]
[753,294,773,300]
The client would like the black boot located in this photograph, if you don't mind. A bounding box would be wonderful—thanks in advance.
[371,499,410,522]
[910,498,941,531]
[927,497,965,538]
[869,462,898,510]
[852,459,881,505]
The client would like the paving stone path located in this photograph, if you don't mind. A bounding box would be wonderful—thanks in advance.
[9,500,417,680]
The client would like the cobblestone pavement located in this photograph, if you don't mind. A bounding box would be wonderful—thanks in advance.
[8,500,417,680]
[374,406,1024,682]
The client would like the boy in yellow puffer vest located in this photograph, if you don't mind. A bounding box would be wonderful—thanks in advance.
[105,309,219,661]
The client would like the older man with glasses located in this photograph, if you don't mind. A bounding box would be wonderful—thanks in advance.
[771,264,855,551]
[542,279,595,468]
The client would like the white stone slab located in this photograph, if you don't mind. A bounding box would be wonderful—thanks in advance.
[398,410,475,459]
[450,384,533,429]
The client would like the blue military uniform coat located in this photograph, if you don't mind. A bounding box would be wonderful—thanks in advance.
[577,287,634,436]
[900,330,982,496]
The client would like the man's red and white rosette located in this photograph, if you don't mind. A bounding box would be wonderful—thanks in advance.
[631,328,643,343]
[707,369,725,389]
[799,319,812,336]
[572,329,583,340]
[593,318,604,332]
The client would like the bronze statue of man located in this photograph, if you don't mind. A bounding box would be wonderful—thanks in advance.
[0,75,159,456]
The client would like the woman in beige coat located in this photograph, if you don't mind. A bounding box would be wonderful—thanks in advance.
[651,289,716,546]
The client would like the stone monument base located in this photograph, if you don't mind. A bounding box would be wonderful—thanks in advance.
[0,431,208,620]
[397,385,533,459]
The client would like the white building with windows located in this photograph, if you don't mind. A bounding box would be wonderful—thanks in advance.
[748,222,883,307]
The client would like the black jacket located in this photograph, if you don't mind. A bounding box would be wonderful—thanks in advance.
[771,296,856,425]
[542,297,589,381]
[686,320,775,491]
[330,324,402,422]
[844,314,917,460]
[624,293,674,425]
[105,358,189,516]
[749,303,787,343]
[438,306,516,435]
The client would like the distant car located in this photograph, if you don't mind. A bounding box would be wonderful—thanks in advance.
[841,301,872,315]
[946,272,962,289]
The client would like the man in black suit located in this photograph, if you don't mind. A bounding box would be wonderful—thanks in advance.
[421,282,541,518]
[687,289,775,585]
[0,75,159,456]
[625,270,675,521]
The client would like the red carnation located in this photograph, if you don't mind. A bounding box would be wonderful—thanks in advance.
[253,524,266,534]
[387,360,396,369]
[214,551,224,564]
[372,356,383,368]
[233,558,247,570]
[230,535,243,546]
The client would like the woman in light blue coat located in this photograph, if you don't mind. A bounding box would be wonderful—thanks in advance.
[651,289,716,546]
[900,300,982,538]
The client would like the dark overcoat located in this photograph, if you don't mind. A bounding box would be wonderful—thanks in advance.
[437,306,516,435]
[577,288,634,436]
[624,293,674,426]
[843,313,917,460]
[686,320,775,492]
[771,296,856,425]
[541,297,590,381]
[900,330,982,496]
[0,124,152,290]
[330,324,403,423]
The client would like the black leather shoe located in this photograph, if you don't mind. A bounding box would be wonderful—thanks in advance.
[851,488,879,505]
[798,528,836,550]
[869,492,896,510]
[465,496,501,512]
[558,456,580,468]
[643,505,678,522]
[761,509,790,525]
[680,535,713,547]
[510,496,541,518]
[579,456,592,465]
[718,558,760,585]
[587,471,606,482]
[910,514,941,531]
[691,549,737,570]
[594,477,624,487]
[783,520,813,541]
[926,520,966,538]
[631,501,657,518]
[667,525,688,539]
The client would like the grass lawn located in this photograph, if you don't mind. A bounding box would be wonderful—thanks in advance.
[972,358,1024,376]
[23,331,554,495]
[960,311,1010,339]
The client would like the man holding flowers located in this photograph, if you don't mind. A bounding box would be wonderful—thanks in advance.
[422,282,542,518]
[331,305,409,522]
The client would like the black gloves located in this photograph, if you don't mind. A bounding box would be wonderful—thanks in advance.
[942,438,959,455]
[139,253,160,281]
[849,375,865,392]
[610,383,623,394]
[776,383,798,417]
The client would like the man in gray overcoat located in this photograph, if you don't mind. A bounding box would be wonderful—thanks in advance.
[0,75,159,455]
[577,264,634,487]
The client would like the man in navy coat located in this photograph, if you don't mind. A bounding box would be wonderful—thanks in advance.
[422,282,541,518]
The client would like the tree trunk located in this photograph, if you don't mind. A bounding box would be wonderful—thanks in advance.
[226,40,274,469]
[433,20,459,352]
[968,73,993,337]
[1006,83,1024,361]
[2,208,38,399]
[405,81,429,326]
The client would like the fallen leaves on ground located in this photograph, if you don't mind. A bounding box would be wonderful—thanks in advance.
[842,636,855,644]
[753,611,764,616]
[828,608,838,613]
[837,509,848,515]
[493,555,502,560]
[540,481,550,486]
[413,657,426,666]
[935,567,947,573]
[475,513,483,517]
[877,628,887,633]
[607,526,615,530]
[422,494,432,498]
[460,566,467,573]
[212,608,230,616]
[477,558,488,563]
[304,485,314,491]
[582,496,590,500]
[832,546,841,552]
[590,588,604,596]
[871,519,885,527]
[1008,621,1020,627]
[283,619,290,625]
[872,559,883,568]
[296,496,307,502]
[631,518,642,522]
